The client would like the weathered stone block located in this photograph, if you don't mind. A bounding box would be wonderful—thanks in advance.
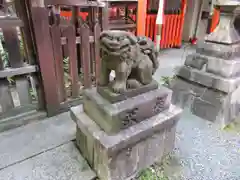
[83,87,172,134]
[206,56,240,78]
[172,78,240,128]
[70,105,182,180]
[184,53,208,70]
[97,80,159,103]
[196,41,240,60]
[185,53,240,78]
[176,66,240,93]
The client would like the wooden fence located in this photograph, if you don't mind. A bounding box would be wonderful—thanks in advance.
[29,0,103,116]
[0,0,104,132]
[0,1,46,132]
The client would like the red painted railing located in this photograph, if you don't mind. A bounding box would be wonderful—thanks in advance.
[60,0,187,49]
[145,0,186,48]
[60,11,88,21]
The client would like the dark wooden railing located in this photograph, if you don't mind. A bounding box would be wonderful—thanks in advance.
[0,3,46,132]
[30,0,103,115]
[0,0,103,132]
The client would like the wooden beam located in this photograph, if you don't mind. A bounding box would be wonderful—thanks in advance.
[0,65,37,78]
[44,0,105,7]
[60,36,94,45]
[0,17,23,28]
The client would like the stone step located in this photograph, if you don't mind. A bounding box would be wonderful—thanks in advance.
[0,142,96,180]
[0,112,76,170]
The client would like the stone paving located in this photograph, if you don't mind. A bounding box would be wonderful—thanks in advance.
[0,112,96,180]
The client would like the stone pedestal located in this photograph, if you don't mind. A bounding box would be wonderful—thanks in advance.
[71,30,182,180]
[172,2,240,128]
[71,105,181,180]
[83,86,172,134]
[70,85,182,180]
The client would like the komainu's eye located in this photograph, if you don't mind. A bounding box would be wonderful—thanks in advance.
[118,36,124,41]
[139,40,147,45]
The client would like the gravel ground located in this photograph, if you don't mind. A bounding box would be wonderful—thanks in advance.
[165,109,240,180]
[156,46,240,180]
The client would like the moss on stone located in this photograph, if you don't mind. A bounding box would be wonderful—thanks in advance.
[223,119,240,132]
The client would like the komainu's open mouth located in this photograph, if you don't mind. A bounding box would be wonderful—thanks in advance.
[100,37,130,55]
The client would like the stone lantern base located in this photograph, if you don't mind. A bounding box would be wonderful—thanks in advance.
[171,2,240,128]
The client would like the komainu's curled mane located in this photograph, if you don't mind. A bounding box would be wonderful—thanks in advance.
[98,30,159,93]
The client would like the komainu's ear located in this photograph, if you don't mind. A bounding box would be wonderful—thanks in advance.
[125,32,138,45]
[99,31,110,40]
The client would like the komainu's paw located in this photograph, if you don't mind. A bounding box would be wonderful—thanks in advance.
[111,81,126,93]
[98,77,109,86]
[98,80,108,86]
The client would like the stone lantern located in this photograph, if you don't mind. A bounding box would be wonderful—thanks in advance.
[171,0,240,128]
[206,0,240,44]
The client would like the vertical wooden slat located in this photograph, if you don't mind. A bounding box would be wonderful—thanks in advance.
[175,13,181,46]
[173,14,179,47]
[14,0,36,64]
[31,7,59,115]
[145,15,150,37]
[50,25,66,102]
[2,27,32,106]
[94,22,101,83]
[167,14,171,48]
[102,2,109,30]
[80,24,91,88]
[153,15,157,42]
[171,12,176,47]
[62,25,79,98]
[15,77,32,105]
[169,13,174,48]
[0,54,3,70]
[88,7,95,76]
[72,6,82,74]
[165,15,170,48]
[149,15,154,40]
[0,79,14,113]
[2,28,24,68]
[15,0,45,110]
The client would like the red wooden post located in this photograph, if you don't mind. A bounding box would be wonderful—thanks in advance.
[137,0,147,36]
[168,13,173,48]
[171,11,177,47]
[145,15,150,37]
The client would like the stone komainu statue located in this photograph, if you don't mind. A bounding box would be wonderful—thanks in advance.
[98,30,159,93]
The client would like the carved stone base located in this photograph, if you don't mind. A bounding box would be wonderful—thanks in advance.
[176,66,240,93]
[196,41,240,60]
[70,105,182,180]
[83,87,172,134]
[97,80,159,103]
[171,78,240,128]
[185,53,240,78]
